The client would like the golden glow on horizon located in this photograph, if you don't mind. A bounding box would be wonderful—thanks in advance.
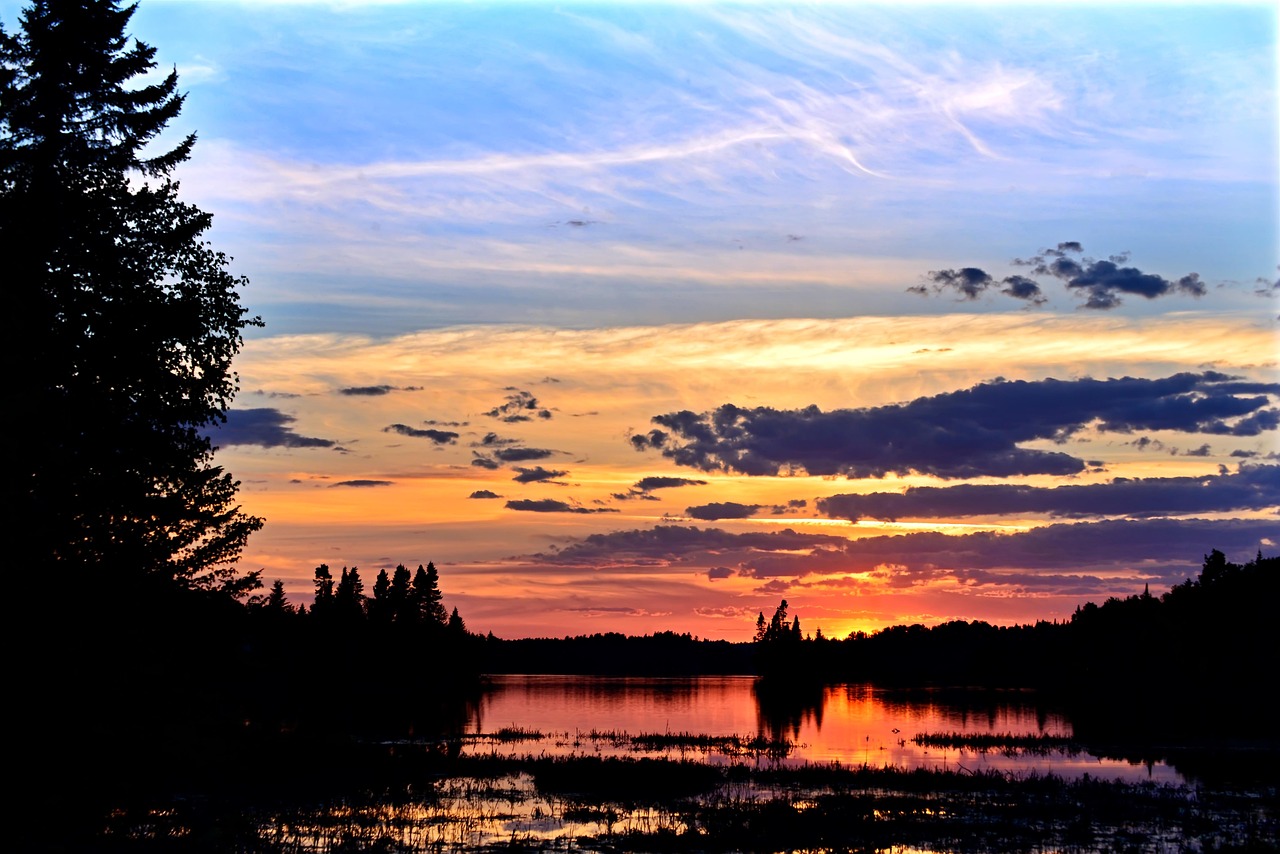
[222,311,1278,638]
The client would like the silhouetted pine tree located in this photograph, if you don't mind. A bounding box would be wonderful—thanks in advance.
[2,0,261,590]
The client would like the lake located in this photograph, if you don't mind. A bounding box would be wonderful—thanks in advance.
[465,674,1181,784]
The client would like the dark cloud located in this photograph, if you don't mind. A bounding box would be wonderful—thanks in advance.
[613,474,709,501]
[1062,263,1204,309]
[340,385,391,396]
[816,465,1280,521]
[474,432,518,447]
[634,476,709,491]
[512,466,568,483]
[486,389,552,422]
[916,268,1046,304]
[1026,243,1205,309]
[493,446,556,462]
[383,424,459,444]
[530,525,850,566]
[338,385,421,396]
[506,499,618,514]
[209,408,336,449]
[330,479,393,488]
[706,567,734,580]
[631,372,1279,479]
[924,267,994,300]
[526,519,1274,589]
[468,490,501,499]
[922,243,1209,309]
[630,429,669,451]
[470,441,559,468]
[685,501,764,520]
[1000,275,1046,304]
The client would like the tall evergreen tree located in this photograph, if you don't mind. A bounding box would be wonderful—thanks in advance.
[410,562,448,626]
[335,566,365,619]
[389,563,411,622]
[311,564,334,616]
[265,579,291,614]
[1,0,261,592]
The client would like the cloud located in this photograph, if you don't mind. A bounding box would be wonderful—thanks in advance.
[469,490,501,499]
[634,476,709,491]
[340,386,392,396]
[613,474,710,501]
[529,525,851,566]
[685,501,764,520]
[486,389,552,422]
[918,244,1208,309]
[382,424,459,444]
[914,266,1045,305]
[999,275,1046,304]
[524,518,1274,586]
[493,447,556,462]
[816,465,1280,521]
[471,444,559,467]
[1021,243,1206,309]
[632,372,1279,479]
[330,479,393,488]
[512,466,568,483]
[920,267,995,300]
[474,432,519,447]
[706,567,735,581]
[505,499,619,514]
[209,408,336,448]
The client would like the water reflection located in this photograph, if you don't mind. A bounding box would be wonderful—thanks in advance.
[471,675,1182,784]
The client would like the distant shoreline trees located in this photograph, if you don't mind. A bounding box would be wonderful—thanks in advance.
[748,549,1277,734]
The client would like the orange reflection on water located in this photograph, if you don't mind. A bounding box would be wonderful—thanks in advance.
[471,675,1181,784]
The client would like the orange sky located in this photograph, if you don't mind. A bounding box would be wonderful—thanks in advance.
[218,312,1279,640]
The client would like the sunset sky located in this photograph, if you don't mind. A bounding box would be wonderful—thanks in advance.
[11,0,1275,640]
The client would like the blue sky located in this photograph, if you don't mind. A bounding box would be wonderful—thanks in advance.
[64,0,1277,334]
[7,1,1277,637]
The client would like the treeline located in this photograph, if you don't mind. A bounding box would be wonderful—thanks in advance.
[241,561,484,735]
[481,631,754,675]
[31,559,481,766]
[754,549,1278,735]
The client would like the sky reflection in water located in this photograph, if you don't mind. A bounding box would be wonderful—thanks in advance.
[467,675,1179,785]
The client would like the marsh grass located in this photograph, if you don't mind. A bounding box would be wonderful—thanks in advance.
[912,731,1084,758]
[461,727,796,760]
[94,746,1279,852]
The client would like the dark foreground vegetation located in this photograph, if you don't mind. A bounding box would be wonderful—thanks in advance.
[86,741,1279,852]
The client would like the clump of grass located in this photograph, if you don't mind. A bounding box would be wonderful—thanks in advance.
[486,725,546,742]
[912,731,1082,757]
[629,731,793,758]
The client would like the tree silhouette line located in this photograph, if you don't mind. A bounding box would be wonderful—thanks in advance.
[750,548,1278,737]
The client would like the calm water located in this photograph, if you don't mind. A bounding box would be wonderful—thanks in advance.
[467,674,1180,784]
